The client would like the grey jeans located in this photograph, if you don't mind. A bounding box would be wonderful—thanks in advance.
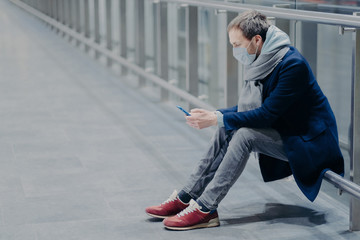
[182,127,288,210]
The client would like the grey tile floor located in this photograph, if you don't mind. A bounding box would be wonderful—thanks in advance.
[1,0,360,239]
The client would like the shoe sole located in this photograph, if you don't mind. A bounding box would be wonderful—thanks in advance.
[146,212,175,219]
[164,218,220,231]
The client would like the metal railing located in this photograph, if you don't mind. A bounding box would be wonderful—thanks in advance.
[161,0,360,27]
[324,171,360,201]
[9,0,360,231]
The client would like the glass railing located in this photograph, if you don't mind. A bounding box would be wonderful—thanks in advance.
[218,0,360,15]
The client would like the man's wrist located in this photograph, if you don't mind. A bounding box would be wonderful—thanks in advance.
[212,112,218,126]
[214,111,224,127]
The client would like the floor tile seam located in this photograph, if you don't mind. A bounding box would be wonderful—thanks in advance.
[20,187,115,200]
[9,142,28,201]
[0,222,40,240]
[1,216,122,229]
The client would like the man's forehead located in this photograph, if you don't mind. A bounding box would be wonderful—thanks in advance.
[229,28,245,41]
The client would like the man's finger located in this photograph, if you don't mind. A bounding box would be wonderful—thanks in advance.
[190,108,205,114]
[186,122,197,129]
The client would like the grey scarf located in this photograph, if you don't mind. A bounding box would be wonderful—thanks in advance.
[238,26,290,112]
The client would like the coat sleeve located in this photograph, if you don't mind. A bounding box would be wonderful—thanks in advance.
[222,58,309,131]
[218,105,237,114]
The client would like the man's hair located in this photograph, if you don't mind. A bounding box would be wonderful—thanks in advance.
[227,10,270,42]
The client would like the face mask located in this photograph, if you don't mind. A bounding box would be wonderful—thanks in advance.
[233,38,258,65]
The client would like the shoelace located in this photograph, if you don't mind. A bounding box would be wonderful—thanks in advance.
[177,200,199,217]
[161,191,177,205]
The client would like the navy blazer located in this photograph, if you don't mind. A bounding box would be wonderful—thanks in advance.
[218,47,344,201]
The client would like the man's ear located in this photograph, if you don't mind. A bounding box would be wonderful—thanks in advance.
[255,35,263,43]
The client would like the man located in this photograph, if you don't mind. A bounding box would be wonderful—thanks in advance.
[146,10,344,231]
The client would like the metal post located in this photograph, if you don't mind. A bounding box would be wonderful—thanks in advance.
[42,0,45,14]
[156,2,169,101]
[60,0,66,25]
[94,0,101,59]
[225,11,238,107]
[105,0,113,66]
[68,0,73,28]
[47,0,50,16]
[75,0,81,47]
[209,10,220,107]
[272,3,297,48]
[42,0,45,12]
[298,4,318,77]
[186,5,198,106]
[61,0,66,37]
[56,0,60,22]
[57,0,61,24]
[63,0,68,27]
[119,0,127,75]
[49,0,54,30]
[44,0,47,14]
[68,0,72,26]
[84,0,90,52]
[47,0,51,17]
[43,0,48,16]
[67,0,73,42]
[54,0,60,33]
[135,0,146,87]
[153,3,158,77]
[50,0,54,18]
[350,12,360,232]
[57,0,64,36]
[272,4,290,35]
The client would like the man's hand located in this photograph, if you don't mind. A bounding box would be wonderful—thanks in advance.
[185,108,218,129]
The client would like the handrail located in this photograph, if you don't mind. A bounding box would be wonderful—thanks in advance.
[324,170,360,201]
[160,0,360,28]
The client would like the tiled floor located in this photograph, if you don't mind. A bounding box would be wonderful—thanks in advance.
[1,0,360,239]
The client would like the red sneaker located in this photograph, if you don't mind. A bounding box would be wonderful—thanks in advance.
[163,200,220,230]
[145,190,189,219]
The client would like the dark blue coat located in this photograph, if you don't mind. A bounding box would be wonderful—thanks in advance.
[218,47,344,201]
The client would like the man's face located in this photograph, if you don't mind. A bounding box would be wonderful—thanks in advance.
[228,28,261,55]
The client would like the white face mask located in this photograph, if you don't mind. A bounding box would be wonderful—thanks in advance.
[233,38,258,65]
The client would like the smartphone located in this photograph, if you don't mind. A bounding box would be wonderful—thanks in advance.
[176,105,191,116]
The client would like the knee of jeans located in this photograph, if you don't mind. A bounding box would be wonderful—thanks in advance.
[230,128,255,150]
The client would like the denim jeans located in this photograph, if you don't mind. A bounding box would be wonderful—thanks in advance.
[182,127,288,210]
